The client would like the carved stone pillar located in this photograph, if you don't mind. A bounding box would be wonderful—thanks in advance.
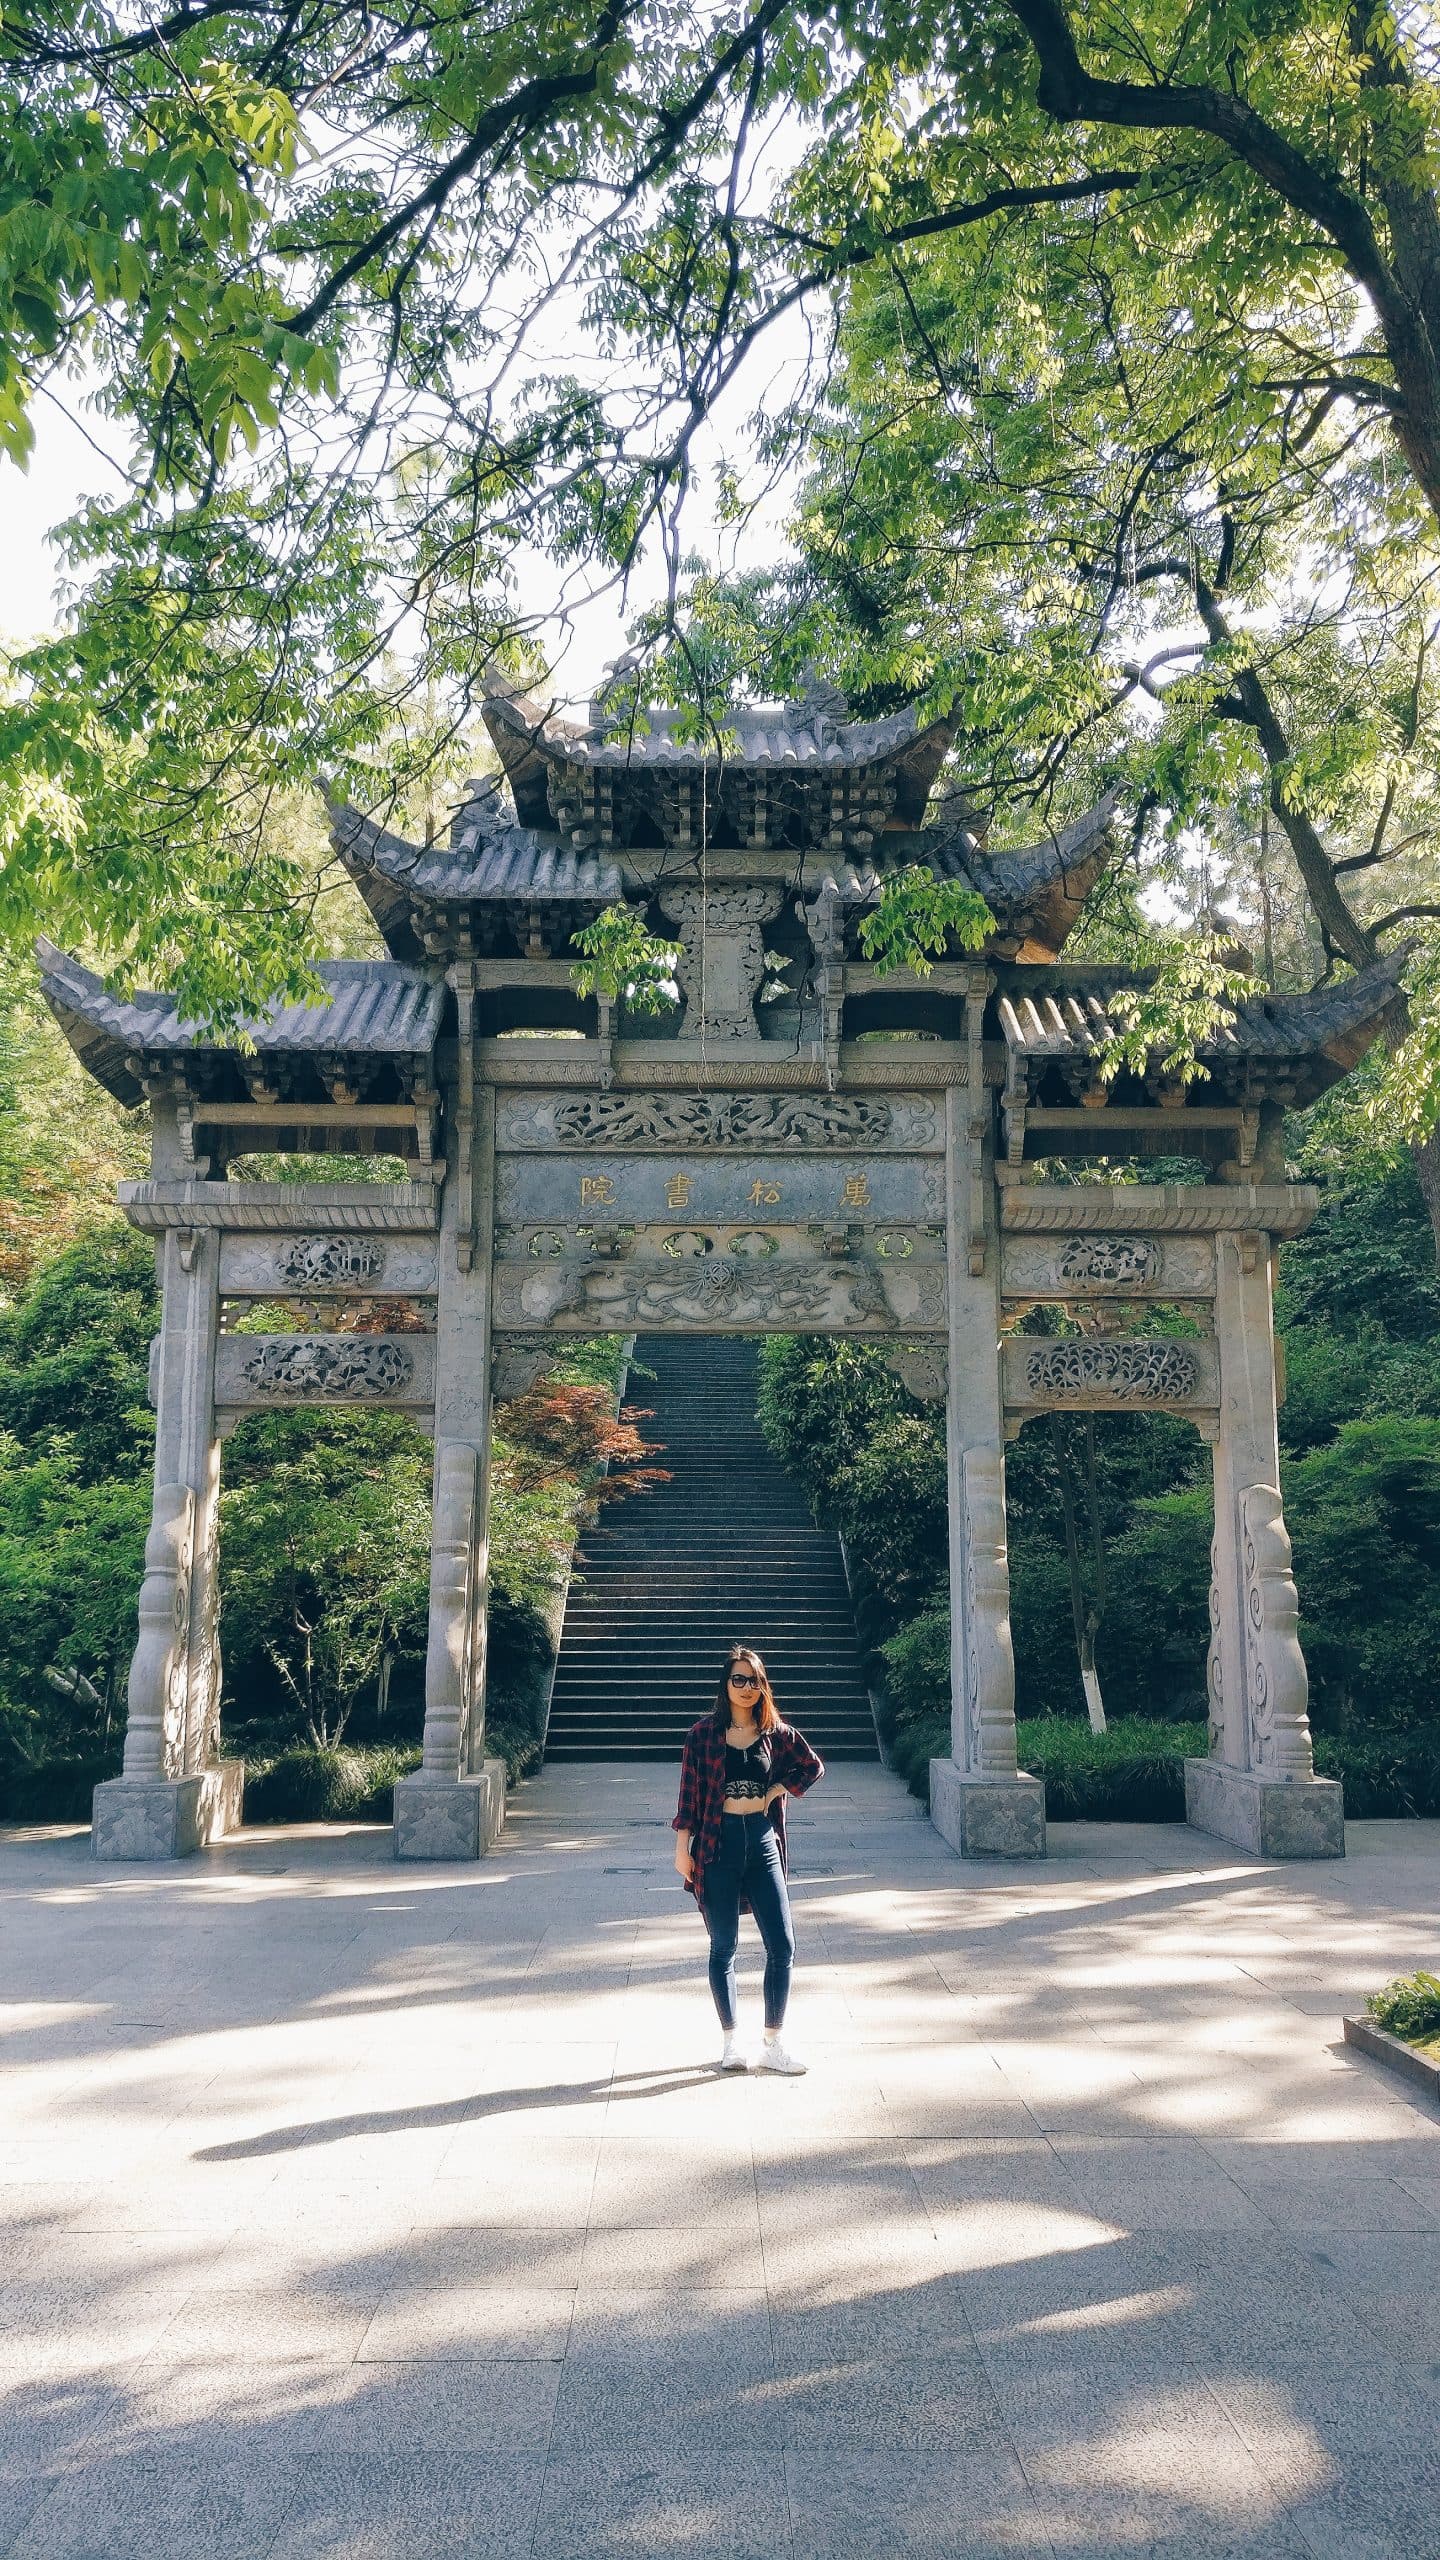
[394,1080,505,1859]
[657,884,780,1041]
[94,1202,242,1858]
[929,1085,1046,1858]
[1185,1229,1343,1857]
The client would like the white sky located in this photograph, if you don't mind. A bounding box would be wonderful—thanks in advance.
[0,299,818,711]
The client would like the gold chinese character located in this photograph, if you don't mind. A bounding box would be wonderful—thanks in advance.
[841,1174,872,1210]
[665,1172,693,1210]
[580,1174,616,1208]
[748,1178,782,1207]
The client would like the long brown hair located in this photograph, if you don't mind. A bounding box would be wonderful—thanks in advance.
[712,1645,780,1733]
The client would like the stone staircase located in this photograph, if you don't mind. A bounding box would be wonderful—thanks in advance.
[544,1334,880,1763]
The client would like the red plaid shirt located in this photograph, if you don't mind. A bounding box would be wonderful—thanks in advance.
[672,1716,824,1913]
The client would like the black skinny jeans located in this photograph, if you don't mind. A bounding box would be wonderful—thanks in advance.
[703,1811,795,2032]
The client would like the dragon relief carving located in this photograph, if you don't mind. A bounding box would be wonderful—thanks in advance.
[1024,1340,1199,1404]
[240,1338,414,1399]
[274,1235,387,1287]
[543,1091,903,1148]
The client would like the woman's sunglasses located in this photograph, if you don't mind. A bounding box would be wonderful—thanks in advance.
[728,1669,760,1690]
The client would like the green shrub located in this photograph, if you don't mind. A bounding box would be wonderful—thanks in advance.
[884,1703,1210,1816]
[1365,1971,1440,2045]
[243,1742,421,1824]
[2,1750,120,1823]
[1017,1717,1208,1819]
[1312,1727,1440,1816]
[1285,1418,1440,1735]
[878,1602,949,1730]
[485,1721,546,1784]
[888,1711,949,1794]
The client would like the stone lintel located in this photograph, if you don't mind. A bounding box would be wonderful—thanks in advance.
[121,1180,442,1234]
[999,1182,1319,1237]
[929,1760,1046,1859]
[1184,1759,1345,1859]
[93,1764,244,1860]
[475,1040,979,1090]
[393,1764,506,1861]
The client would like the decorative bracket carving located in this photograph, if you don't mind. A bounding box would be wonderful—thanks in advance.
[1240,1482,1314,1776]
[491,1337,556,1402]
[885,1341,949,1402]
[175,1228,201,1274]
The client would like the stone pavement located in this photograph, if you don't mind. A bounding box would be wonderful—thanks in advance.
[2,1764,1439,2560]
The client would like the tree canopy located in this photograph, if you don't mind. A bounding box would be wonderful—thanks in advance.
[3,0,1439,1063]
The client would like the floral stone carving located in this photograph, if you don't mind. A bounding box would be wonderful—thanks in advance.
[240,1338,414,1398]
[1023,1339,1199,1404]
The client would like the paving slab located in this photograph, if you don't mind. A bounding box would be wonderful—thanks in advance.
[1,1771,1438,2559]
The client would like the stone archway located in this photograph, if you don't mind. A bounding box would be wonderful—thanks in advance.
[41,678,1401,1864]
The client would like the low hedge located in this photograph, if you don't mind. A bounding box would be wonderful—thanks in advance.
[889,1716,1208,1820]
[242,1742,421,1825]
[1312,1727,1440,1817]
[889,1712,1440,1821]
[1,1752,120,1823]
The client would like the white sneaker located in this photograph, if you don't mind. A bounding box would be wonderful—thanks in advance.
[758,2035,806,2075]
[717,2032,752,2073]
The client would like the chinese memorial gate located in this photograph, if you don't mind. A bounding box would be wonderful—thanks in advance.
[40,680,1402,1864]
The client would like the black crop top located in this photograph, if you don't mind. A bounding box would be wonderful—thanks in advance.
[723,1733,773,1803]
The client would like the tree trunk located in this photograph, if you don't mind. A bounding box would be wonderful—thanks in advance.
[1050,1411,1108,1730]
[1411,1132,1440,1269]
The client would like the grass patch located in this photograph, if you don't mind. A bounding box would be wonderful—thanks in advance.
[1365,1969,1440,2050]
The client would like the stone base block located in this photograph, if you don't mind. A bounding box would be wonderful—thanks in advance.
[393,1762,506,1861]
[929,1758,1047,1860]
[1184,1757,1345,1859]
[92,1762,245,1861]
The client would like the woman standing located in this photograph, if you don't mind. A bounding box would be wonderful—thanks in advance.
[672,1644,824,2074]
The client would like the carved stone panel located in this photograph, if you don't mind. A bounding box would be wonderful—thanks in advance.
[216,1333,436,1409]
[219,1234,440,1296]
[494,1151,945,1228]
[495,1090,942,1152]
[1001,1234,1215,1301]
[492,1253,946,1334]
[657,883,781,1041]
[1002,1333,1218,1414]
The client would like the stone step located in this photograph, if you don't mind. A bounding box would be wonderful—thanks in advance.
[546,1332,877,1765]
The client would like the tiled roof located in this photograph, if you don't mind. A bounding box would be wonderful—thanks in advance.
[38,942,445,1104]
[485,687,933,769]
[483,682,957,833]
[998,953,1405,1096]
[332,798,623,902]
[833,795,1119,957]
